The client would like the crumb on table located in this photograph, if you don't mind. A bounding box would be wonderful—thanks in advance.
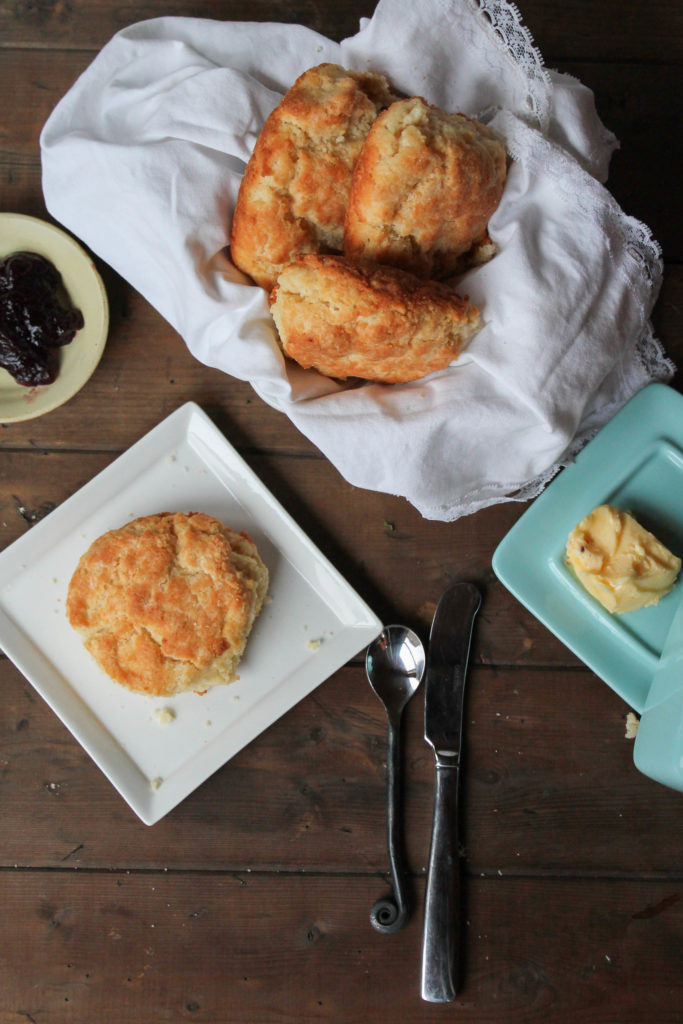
[624,712,640,739]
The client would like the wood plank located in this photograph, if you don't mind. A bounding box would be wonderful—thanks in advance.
[1,0,681,62]
[0,269,311,456]
[0,52,89,159]
[523,0,683,62]
[1,870,680,1023]
[0,0,375,51]
[568,60,683,262]
[1,658,679,873]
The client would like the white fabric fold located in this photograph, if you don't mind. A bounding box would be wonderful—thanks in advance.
[40,0,674,520]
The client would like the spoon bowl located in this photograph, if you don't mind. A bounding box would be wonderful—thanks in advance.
[366,626,426,721]
[366,625,426,933]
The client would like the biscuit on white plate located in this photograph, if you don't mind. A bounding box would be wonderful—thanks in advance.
[269,254,482,384]
[66,512,268,697]
[230,62,398,291]
[344,96,507,279]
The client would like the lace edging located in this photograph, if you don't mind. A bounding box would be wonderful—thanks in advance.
[495,110,664,297]
[467,0,552,128]
[416,329,675,522]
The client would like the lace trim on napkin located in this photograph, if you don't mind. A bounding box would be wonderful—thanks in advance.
[496,109,664,294]
[462,0,617,180]
[467,0,551,127]
[418,323,675,522]
[411,110,674,522]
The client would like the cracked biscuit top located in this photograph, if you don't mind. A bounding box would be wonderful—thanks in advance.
[229,62,398,292]
[269,254,482,383]
[344,96,507,279]
[66,512,269,697]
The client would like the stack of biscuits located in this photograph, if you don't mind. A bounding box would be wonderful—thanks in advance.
[230,63,507,385]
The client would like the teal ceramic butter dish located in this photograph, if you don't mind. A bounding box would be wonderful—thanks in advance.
[493,383,683,790]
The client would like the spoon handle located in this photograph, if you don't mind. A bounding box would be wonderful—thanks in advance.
[370,715,410,933]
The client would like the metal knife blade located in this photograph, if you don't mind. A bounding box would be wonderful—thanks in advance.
[421,581,481,1004]
[424,581,481,762]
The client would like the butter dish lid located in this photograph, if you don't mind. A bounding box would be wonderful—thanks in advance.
[634,593,683,792]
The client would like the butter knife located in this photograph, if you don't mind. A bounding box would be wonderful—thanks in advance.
[420,581,481,1003]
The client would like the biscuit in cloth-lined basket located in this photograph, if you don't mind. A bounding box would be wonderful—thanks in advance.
[66,512,269,697]
[344,96,507,279]
[269,254,482,384]
[230,62,398,292]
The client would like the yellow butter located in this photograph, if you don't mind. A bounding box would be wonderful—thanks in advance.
[566,505,681,614]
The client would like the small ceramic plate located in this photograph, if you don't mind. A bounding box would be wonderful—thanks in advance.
[492,384,683,713]
[0,212,109,422]
[0,403,382,824]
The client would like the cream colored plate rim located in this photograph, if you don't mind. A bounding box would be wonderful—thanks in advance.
[0,213,109,423]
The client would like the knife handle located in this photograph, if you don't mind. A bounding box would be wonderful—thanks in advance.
[420,760,461,1002]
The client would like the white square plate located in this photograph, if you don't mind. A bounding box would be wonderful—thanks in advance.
[0,403,381,824]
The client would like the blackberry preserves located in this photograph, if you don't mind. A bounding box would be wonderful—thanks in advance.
[0,251,84,386]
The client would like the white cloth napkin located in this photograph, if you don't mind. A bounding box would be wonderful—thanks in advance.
[40,0,674,520]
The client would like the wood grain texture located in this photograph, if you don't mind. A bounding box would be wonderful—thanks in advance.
[1,0,682,60]
[1,657,680,874]
[1,872,681,1023]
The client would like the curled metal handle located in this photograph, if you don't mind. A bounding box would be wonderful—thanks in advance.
[370,714,411,934]
[370,895,408,934]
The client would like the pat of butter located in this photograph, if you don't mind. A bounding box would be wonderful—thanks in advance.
[566,505,681,614]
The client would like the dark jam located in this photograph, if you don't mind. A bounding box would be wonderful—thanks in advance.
[0,251,84,386]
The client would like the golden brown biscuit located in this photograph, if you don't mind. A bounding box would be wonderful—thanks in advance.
[344,96,507,278]
[269,254,482,383]
[66,512,269,697]
[230,63,398,292]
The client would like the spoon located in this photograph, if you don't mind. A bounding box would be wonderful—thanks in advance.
[366,625,426,933]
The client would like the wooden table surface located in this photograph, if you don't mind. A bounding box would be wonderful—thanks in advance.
[1,1,682,1021]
